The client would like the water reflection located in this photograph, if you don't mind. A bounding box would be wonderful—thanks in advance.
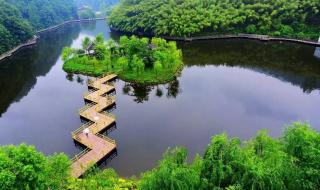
[178,40,320,93]
[0,24,81,116]
[315,47,320,59]
[121,79,182,103]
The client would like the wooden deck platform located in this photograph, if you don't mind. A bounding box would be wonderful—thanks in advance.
[71,74,118,178]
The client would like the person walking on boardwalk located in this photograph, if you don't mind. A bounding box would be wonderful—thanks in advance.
[83,128,90,137]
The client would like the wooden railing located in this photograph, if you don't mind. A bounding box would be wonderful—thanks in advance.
[87,79,94,87]
[106,82,115,87]
[101,111,116,119]
[96,133,116,145]
[72,121,94,138]
[79,103,96,113]
[71,148,91,162]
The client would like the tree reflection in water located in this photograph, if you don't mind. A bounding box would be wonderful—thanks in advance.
[122,79,182,103]
[66,73,74,82]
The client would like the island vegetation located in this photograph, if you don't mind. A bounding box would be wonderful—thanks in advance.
[62,34,183,84]
[0,0,77,54]
[0,122,319,189]
[109,0,320,40]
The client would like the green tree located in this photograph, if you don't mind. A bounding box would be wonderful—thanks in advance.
[94,33,105,45]
[154,61,163,76]
[62,47,75,61]
[282,122,320,190]
[82,37,92,50]
[79,7,96,19]
[139,147,201,190]
[94,44,107,60]
[117,57,129,71]
[0,144,70,190]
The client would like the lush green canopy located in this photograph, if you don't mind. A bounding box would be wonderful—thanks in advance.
[0,0,77,54]
[78,7,96,19]
[0,144,70,190]
[75,0,118,11]
[139,122,320,190]
[0,1,33,54]
[5,0,77,30]
[109,0,320,39]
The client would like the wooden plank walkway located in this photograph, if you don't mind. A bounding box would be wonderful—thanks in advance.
[71,74,118,178]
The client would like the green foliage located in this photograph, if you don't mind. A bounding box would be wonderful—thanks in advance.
[82,37,92,50]
[0,0,33,54]
[95,33,105,44]
[282,123,320,190]
[109,0,320,39]
[138,122,320,190]
[0,144,70,190]
[78,7,96,19]
[68,168,136,190]
[62,47,75,62]
[154,61,163,76]
[74,0,118,11]
[62,35,183,84]
[5,0,77,30]
[1,123,320,189]
[0,0,77,54]
[139,147,201,190]
[94,44,107,60]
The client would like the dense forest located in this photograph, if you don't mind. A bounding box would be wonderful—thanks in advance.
[0,122,319,189]
[75,0,118,11]
[0,0,77,54]
[109,0,320,39]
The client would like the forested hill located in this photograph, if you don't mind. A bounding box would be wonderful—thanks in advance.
[109,0,320,39]
[0,0,77,55]
[75,0,118,10]
[5,0,77,30]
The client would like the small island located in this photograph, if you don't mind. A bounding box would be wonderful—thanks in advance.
[62,34,183,84]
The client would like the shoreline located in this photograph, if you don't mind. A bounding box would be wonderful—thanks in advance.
[110,27,320,47]
[0,35,39,62]
[37,17,106,34]
[0,18,106,62]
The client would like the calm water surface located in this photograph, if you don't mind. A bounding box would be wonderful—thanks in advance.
[0,20,320,176]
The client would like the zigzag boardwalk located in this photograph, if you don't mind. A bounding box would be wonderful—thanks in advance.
[71,74,118,178]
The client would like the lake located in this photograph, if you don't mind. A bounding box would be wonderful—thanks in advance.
[0,20,319,177]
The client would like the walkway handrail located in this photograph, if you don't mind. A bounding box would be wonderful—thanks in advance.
[106,82,115,87]
[79,103,96,113]
[102,111,116,119]
[72,121,94,137]
[71,148,91,162]
[96,133,116,144]
[87,79,94,86]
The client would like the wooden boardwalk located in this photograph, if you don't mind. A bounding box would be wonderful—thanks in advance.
[71,74,118,178]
